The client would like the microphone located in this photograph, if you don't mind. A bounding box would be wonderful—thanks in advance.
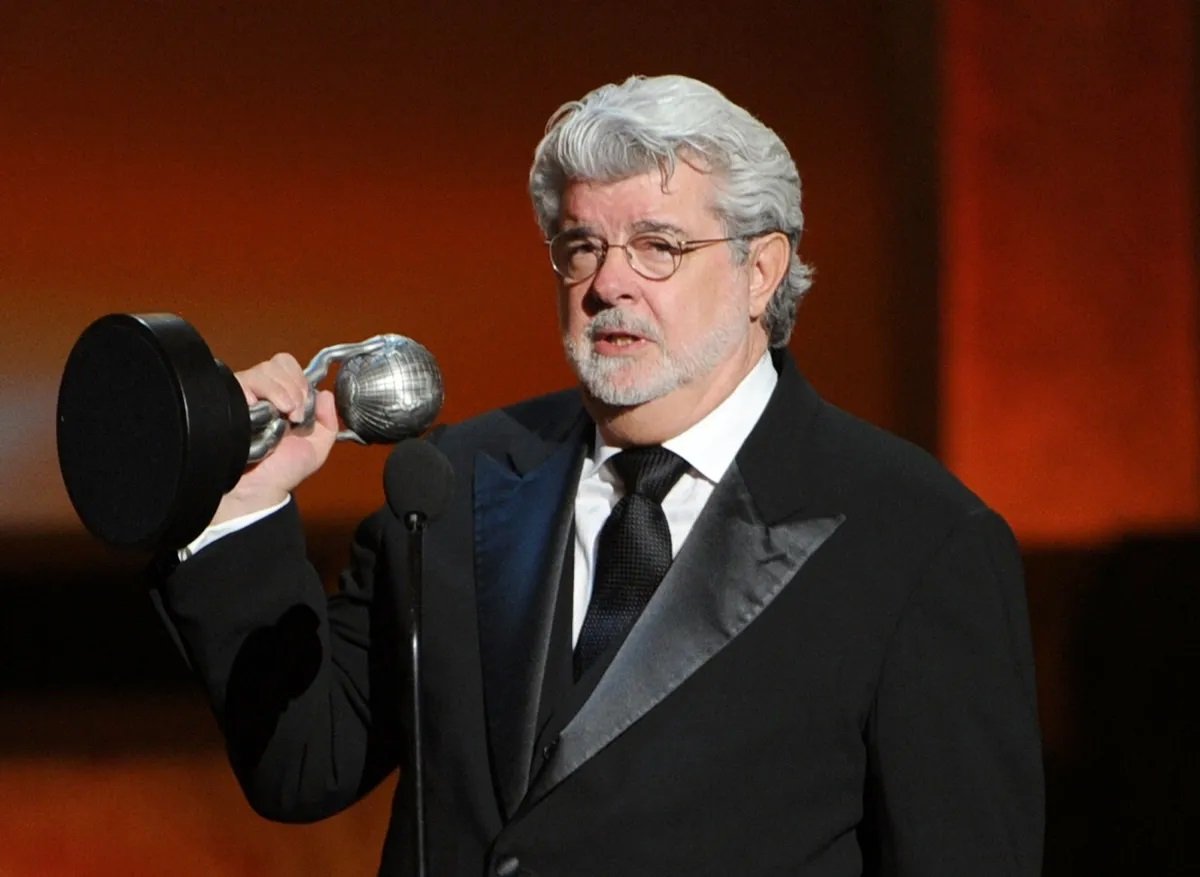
[382,438,453,877]
[384,438,455,528]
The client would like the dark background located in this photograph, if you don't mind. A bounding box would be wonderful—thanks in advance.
[1,2,1196,873]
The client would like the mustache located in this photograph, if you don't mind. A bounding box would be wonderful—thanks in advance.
[584,309,663,344]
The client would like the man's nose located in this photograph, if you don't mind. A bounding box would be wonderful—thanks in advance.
[589,245,641,305]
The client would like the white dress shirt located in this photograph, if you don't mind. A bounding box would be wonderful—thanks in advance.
[570,352,777,645]
[180,499,287,559]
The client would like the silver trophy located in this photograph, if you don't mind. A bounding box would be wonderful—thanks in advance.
[247,333,445,463]
[57,313,446,550]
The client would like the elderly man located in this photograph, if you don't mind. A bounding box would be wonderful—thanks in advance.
[156,75,1044,876]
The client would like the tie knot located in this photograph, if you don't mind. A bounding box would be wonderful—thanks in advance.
[611,446,689,503]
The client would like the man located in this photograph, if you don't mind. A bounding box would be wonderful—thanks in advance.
[156,75,1044,875]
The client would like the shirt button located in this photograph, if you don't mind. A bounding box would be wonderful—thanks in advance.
[541,736,559,761]
[495,855,520,876]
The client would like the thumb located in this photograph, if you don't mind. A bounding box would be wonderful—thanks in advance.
[313,389,339,436]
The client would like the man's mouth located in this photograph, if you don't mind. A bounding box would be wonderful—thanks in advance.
[595,331,644,348]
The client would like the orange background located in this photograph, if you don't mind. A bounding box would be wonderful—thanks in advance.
[3,1,941,531]
[1,2,1196,874]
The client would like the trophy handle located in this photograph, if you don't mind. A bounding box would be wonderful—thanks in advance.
[245,334,410,463]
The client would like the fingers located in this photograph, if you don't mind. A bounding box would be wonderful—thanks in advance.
[289,388,338,445]
[236,353,311,424]
[313,389,339,434]
[212,362,339,527]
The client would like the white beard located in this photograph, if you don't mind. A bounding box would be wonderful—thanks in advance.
[563,306,743,407]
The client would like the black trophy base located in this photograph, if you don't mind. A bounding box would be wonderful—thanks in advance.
[56,313,250,551]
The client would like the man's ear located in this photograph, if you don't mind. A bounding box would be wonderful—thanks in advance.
[746,232,791,320]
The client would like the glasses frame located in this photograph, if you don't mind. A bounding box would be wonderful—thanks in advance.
[545,230,747,283]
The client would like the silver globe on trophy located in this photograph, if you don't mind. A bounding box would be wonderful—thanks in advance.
[247,332,444,463]
[56,313,445,550]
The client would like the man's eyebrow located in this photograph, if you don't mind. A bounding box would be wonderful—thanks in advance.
[630,219,687,237]
[557,224,597,238]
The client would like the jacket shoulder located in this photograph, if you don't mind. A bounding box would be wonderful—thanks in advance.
[804,399,991,528]
[430,387,583,462]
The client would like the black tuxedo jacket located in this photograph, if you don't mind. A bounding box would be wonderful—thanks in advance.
[156,352,1043,876]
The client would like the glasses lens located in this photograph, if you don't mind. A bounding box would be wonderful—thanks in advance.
[550,233,602,281]
[627,234,682,279]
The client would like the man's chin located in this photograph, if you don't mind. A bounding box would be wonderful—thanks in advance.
[582,386,646,409]
[566,346,678,407]
[578,371,676,408]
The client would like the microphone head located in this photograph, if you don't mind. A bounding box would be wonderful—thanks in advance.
[384,438,455,523]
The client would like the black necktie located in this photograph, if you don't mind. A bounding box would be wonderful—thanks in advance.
[574,446,690,679]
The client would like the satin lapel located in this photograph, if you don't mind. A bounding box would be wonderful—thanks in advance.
[525,462,843,806]
[473,439,582,818]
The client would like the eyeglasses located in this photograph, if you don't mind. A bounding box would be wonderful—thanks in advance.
[546,230,742,282]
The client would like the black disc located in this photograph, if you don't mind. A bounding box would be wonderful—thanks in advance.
[56,313,250,550]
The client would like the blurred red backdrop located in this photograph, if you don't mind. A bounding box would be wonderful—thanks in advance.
[0,2,1195,874]
[2,1,932,533]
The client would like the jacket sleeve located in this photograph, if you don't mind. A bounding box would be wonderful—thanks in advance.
[865,507,1044,875]
[152,498,405,823]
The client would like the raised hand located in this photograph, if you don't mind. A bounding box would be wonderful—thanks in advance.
[210,353,339,526]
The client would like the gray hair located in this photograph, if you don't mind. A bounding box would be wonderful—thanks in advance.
[529,74,813,347]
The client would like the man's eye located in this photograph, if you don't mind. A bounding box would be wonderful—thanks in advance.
[632,236,680,255]
[566,239,601,255]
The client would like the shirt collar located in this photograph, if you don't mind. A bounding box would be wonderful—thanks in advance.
[583,351,778,484]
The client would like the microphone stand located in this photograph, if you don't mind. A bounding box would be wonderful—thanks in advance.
[404,511,428,877]
[385,437,454,877]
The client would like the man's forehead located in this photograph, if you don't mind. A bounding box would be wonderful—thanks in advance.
[559,168,718,229]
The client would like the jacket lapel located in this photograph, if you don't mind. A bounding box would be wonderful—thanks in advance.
[524,461,843,805]
[474,429,585,818]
